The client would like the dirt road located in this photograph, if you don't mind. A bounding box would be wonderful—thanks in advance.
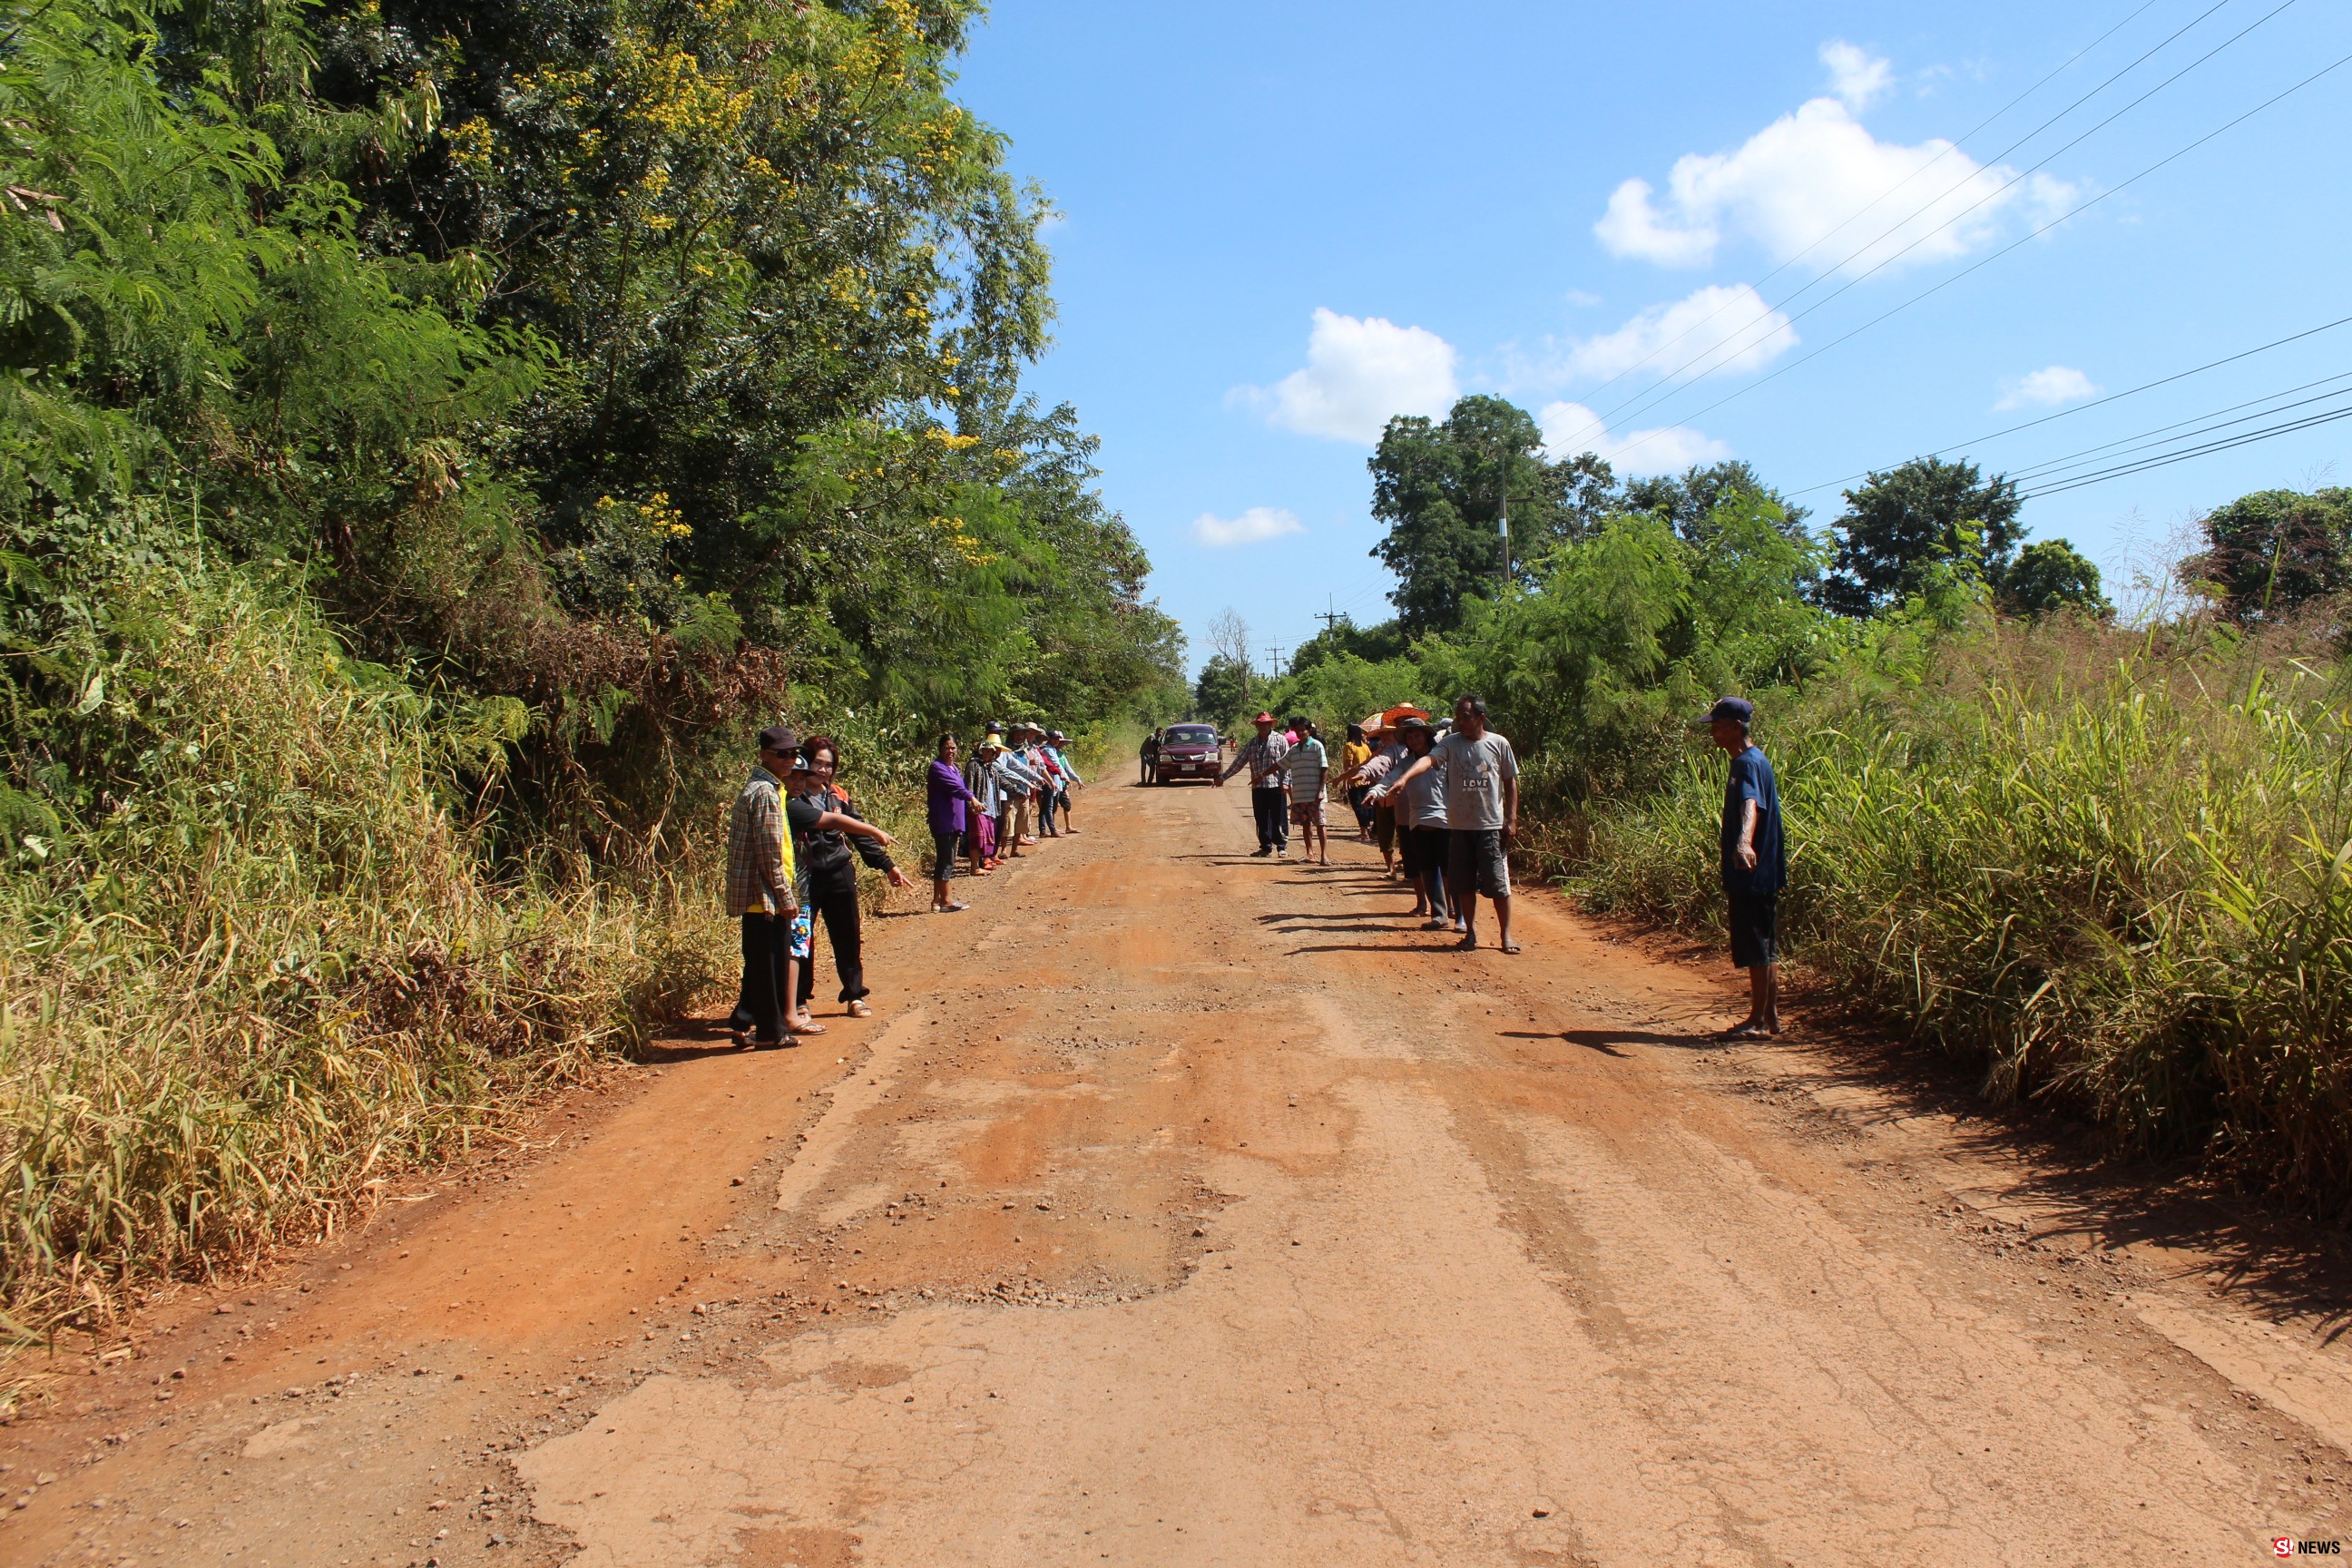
[5,777,2351,1566]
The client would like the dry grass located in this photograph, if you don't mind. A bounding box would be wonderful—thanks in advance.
[0,574,730,1388]
[1574,612,2352,1215]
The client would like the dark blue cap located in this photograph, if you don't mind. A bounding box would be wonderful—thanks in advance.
[1700,695,1754,727]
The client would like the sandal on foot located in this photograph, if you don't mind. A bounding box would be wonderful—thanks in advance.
[847,999,874,1018]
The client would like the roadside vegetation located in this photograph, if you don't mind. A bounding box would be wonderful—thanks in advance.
[1209,397,2352,1219]
[0,0,1184,1365]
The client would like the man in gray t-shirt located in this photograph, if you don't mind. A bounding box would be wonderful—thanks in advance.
[1378,696,1522,953]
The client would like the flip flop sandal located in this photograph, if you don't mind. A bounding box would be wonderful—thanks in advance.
[847,999,874,1018]
[1500,941,1523,956]
[791,1020,828,1037]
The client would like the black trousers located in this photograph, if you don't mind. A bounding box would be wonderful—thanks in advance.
[1251,786,1290,849]
[796,868,868,1006]
[738,914,789,1043]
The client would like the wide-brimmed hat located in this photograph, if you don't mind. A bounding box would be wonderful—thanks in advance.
[1253,710,1275,724]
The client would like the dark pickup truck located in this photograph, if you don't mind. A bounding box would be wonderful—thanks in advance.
[1154,723,1225,784]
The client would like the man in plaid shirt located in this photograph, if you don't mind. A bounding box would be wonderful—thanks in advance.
[727,724,802,1046]
[1220,710,1292,858]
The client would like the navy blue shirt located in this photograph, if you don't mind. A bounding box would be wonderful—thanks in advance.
[1720,745,1786,895]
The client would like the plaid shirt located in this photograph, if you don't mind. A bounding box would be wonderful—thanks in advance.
[725,766,797,916]
[1221,731,1290,788]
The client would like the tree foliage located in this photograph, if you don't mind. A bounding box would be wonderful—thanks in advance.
[0,0,1181,864]
[2000,538,2110,619]
[1821,456,2022,617]
[2189,487,2351,622]
[1368,395,1615,635]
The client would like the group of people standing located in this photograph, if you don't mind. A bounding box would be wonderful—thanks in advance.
[924,720,1085,909]
[1325,697,1524,953]
[1210,690,1785,1034]
[722,720,1083,1048]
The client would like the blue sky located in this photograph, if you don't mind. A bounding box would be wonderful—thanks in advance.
[953,1,2352,673]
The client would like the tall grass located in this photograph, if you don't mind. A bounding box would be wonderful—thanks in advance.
[1576,618,2352,1216]
[0,573,730,1367]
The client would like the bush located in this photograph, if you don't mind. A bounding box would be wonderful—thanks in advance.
[1577,615,2352,1215]
[0,565,728,1352]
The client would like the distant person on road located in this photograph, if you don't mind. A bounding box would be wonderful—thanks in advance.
[1222,710,1292,858]
[990,729,1044,857]
[1368,717,1447,926]
[725,725,802,1048]
[963,736,1004,873]
[789,737,915,1019]
[1279,717,1330,866]
[1705,696,1785,1038]
[1140,727,1161,785]
[926,733,982,914]
[1381,698,1519,952]
[1047,730,1084,834]
[1339,723,1374,841]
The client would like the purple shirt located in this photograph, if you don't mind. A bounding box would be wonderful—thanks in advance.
[927,759,980,834]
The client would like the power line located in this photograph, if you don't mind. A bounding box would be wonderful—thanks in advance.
[2002,374,2352,485]
[1788,312,2352,495]
[1552,0,2180,424]
[1591,45,2352,471]
[1562,0,2309,453]
[2022,400,2352,497]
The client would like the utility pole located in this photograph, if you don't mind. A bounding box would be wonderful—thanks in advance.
[1263,644,1286,686]
[1497,485,1540,593]
[1316,596,1343,640]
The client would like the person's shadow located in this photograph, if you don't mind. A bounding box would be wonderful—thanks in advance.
[1502,1027,1720,1057]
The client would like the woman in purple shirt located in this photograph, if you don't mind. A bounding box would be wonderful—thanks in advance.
[926,733,984,913]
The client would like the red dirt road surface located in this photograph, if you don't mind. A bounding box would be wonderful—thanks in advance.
[5,779,2350,1566]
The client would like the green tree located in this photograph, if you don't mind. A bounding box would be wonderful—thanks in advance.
[1191,653,1250,724]
[1369,395,1615,634]
[2188,488,2351,621]
[1999,538,2110,619]
[1821,456,2022,617]
[1622,460,1811,544]
[1286,615,1406,674]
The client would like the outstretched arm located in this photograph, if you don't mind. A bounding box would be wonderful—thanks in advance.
[1368,752,1433,801]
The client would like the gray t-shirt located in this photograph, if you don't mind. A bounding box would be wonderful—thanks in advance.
[1397,749,1448,828]
[1434,730,1518,831]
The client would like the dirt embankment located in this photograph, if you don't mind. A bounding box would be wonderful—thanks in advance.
[3,779,2348,1566]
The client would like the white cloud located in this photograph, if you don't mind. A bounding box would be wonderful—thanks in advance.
[1820,40,1894,110]
[1537,401,1732,477]
[1995,365,2101,410]
[1558,284,1798,382]
[1593,53,2082,276]
[1237,308,1458,444]
[1594,179,1717,269]
[1191,506,1305,548]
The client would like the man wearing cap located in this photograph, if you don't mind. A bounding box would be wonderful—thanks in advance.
[1707,696,1786,1037]
[1220,710,1292,857]
[725,725,803,1047]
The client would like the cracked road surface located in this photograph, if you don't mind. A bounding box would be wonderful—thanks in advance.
[5,778,2350,1565]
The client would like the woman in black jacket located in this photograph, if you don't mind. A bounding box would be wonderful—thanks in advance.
[789,736,913,1018]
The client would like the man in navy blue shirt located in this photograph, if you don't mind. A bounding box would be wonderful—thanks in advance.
[1705,696,1786,1037]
